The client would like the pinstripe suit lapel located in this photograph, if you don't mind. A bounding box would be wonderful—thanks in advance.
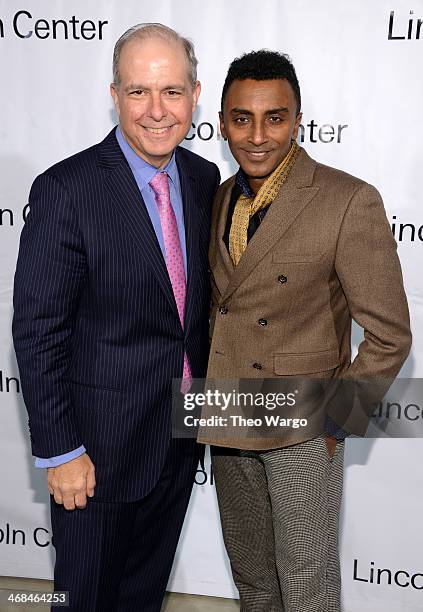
[98,130,178,315]
[176,147,200,335]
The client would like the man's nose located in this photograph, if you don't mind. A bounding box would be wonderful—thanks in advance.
[249,120,268,146]
[147,93,167,121]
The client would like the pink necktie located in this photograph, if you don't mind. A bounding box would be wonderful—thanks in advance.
[149,172,192,393]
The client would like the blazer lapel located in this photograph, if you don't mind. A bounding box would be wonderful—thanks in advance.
[221,149,319,302]
[98,129,177,314]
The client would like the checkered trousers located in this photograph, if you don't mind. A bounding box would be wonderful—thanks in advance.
[211,436,344,612]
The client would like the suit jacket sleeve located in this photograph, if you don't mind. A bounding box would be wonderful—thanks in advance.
[335,182,411,379]
[12,171,87,458]
[330,183,412,434]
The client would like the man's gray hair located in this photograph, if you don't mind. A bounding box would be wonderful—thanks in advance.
[112,23,198,88]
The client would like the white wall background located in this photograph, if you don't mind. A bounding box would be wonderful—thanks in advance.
[0,1,422,610]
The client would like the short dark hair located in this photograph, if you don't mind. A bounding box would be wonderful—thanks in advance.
[221,49,301,114]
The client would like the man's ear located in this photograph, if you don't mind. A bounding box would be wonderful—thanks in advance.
[292,111,302,140]
[219,111,227,141]
[192,81,201,112]
[110,83,120,116]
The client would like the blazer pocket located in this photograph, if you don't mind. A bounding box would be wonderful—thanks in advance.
[274,349,340,375]
[272,252,322,263]
[69,380,126,413]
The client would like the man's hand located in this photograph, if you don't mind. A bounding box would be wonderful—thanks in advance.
[47,453,96,510]
[325,435,337,460]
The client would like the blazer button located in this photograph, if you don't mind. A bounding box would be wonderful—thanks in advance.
[277,274,288,284]
[258,318,267,326]
[219,306,228,315]
[253,362,263,370]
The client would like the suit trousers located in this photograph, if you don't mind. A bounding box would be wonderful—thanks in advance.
[50,439,200,612]
[211,437,344,612]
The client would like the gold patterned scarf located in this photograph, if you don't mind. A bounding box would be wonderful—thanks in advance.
[229,140,301,266]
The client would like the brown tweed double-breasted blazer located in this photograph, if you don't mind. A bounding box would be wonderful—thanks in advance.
[198,147,411,449]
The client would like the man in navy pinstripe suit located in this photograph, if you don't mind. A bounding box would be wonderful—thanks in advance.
[13,23,220,611]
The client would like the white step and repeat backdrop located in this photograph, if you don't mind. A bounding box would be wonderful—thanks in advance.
[0,1,422,610]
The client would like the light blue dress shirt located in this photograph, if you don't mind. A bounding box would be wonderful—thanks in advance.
[35,126,187,468]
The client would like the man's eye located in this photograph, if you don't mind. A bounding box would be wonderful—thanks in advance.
[166,90,181,96]
[234,117,249,123]
[130,90,144,96]
[269,116,282,123]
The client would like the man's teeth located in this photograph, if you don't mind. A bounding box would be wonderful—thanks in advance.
[145,127,170,134]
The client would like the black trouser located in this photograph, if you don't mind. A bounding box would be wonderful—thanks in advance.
[51,439,199,612]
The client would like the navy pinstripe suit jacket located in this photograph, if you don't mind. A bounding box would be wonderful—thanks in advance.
[13,128,220,501]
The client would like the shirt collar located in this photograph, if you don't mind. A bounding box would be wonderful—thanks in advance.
[116,126,178,190]
[235,167,255,198]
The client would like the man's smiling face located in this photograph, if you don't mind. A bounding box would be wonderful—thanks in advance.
[111,36,200,169]
[220,78,302,192]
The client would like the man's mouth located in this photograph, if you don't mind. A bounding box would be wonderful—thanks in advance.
[143,126,174,134]
[242,150,271,159]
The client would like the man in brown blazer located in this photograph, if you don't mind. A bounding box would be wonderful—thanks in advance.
[198,51,411,612]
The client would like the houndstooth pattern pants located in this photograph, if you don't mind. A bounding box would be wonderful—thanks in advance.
[211,436,344,612]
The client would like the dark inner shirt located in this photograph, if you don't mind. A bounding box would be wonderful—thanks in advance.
[223,180,270,252]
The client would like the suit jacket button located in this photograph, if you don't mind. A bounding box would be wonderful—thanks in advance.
[219,306,228,314]
[253,362,263,370]
[258,318,267,326]
[278,275,288,284]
